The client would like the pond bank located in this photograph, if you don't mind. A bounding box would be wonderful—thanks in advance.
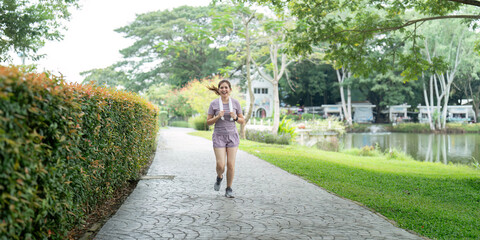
[347,123,480,134]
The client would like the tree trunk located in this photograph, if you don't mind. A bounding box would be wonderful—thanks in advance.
[240,14,255,139]
[336,68,353,126]
[423,77,435,130]
[272,81,280,134]
[347,85,352,125]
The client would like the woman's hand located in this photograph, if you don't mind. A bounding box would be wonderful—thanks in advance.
[229,111,236,120]
[218,110,225,118]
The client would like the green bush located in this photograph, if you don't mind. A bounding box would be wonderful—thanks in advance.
[342,145,381,157]
[446,123,480,133]
[278,116,297,140]
[301,113,322,121]
[0,65,159,239]
[168,120,190,128]
[158,111,168,127]
[385,148,416,161]
[245,129,291,145]
[391,123,432,133]
[280,114,300,121]
[190,115,209,131]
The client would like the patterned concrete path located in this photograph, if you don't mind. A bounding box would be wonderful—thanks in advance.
[95,127,423,240]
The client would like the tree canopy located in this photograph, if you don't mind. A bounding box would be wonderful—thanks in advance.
[0,0,79,61]
[113,5,232,89]
[246,0,480,79]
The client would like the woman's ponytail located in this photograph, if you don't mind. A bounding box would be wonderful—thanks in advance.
[206,85,220,95]
[207,79,231,95]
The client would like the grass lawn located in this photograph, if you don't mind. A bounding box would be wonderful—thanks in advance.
[190,130,480,240]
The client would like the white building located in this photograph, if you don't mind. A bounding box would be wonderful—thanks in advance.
[321,104,343,120]
[352,103,376,123]
[447,105,474,123]
[417,105,442,123]
[388,104,411,123]
[245,75,274,118]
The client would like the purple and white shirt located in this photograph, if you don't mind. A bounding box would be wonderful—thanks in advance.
[208,98,242,135]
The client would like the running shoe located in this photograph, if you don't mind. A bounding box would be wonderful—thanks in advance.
[214,176,223,191]
[225,187,234,198]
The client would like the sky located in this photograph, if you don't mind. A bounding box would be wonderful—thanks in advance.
[23,0,212,83]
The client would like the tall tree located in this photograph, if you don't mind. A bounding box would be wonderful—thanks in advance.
[251,18,295,134]
[418,17,479,129]
[80,63,129,88]
[280,61,337,107]
[245,0,480,88]
[452,71,480,122]
[354,70,422,122]
[1,0,79,61]
[210,2,262,139]
[112,5,232,90]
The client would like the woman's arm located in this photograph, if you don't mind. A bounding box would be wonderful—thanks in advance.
[234,113,245,125]
[207,112,223,126]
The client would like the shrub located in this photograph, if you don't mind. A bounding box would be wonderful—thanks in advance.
[0,65,159,239]
[280,114,300,121]
[385,148,416,161]
[342,145,381,157]
[190,115,209,131]
[168,120,190,128]
[158,111,168,127]
[302,113,322,121]
[307,118,346,135]
[245,129,291,145]
[346,123,372,133]
[278,116,297,140]
[446,123,480,133]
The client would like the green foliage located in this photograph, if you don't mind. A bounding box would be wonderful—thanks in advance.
[159,111,168,127]
[307,118,346,135]
[80,64,130,89]
[249,0,479,82]
[0,65,159,239]
[280,62,338,106]
[346,123,372,133]
[386,148,416,161]
[190,115,209,131]
[181,77,223,115]
[391,123,437,133]
[278,116,297,139]
[168,120,190,128]
[343,145,382,157]
[111,5,232,90]
[164,89,194,118]
[280,114,301,121]
[301,113,322,121]
[0,0,79,61]
[353,70,422,112]
[144,83,172,107]
[245,129,291,145]
[445,123,480,133]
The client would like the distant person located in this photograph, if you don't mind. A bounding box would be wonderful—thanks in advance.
[206,79,244,198]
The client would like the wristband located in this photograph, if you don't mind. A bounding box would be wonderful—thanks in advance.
[234,116,239,121]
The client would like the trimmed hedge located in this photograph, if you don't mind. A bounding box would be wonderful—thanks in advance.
[0,66,159,239]
[245,129,291,145]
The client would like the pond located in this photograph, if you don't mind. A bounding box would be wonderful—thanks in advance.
[341,132,480,165]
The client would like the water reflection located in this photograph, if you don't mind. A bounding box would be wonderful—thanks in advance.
[341,133,479,165]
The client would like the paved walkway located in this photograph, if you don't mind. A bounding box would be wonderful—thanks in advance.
[95,127,423,240]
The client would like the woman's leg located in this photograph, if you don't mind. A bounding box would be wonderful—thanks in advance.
[225,147,238,187]
[213,148,226,178]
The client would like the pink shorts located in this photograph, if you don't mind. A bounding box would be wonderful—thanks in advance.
[212,133,240,148]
